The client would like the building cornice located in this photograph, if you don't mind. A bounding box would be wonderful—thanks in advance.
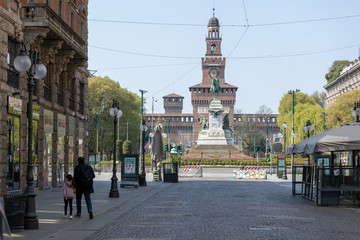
[324,60,360,90]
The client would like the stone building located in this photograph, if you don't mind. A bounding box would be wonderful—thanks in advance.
[146,93,194,149]
[145,13,280,152]
[324,58,360,107]
[0,0,88,194]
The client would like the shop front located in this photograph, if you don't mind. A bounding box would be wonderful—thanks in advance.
[6,96,21,191]
[68,116,75,175]
[57,114,66,186]
[31,105,40,187]
[43,109,53,188]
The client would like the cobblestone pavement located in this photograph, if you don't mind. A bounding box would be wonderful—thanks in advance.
[87,172,360,240]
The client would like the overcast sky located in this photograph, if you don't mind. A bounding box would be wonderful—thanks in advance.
[88,0,360,114]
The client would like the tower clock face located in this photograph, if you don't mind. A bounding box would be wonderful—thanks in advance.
[211,44,216,52]
[208,68,219,78]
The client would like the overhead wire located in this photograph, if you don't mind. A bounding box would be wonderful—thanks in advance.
[89,43,360,66]
[88,13,360,28]
[96,62,198,71]
[228,44,360,59]
[89,45,198,59]
[150,63,200,97]
[89,9,360,96]
[227,0,249,58]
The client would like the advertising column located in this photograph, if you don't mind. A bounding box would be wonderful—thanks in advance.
[57,114,66,185]
[68,116,75,174]
[43,110,53,188]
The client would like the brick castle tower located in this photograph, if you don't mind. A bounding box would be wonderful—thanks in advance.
[163,93,184,114]
[189,11,238,143]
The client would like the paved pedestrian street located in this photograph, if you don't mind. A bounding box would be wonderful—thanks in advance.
[12,169,360,240]
[88,172,360,240]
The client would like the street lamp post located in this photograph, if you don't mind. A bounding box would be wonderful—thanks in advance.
[288,89,300,171]
[320,112,328,132]
[151,97,157,145]
[94,103,105,171]
[14,41,47,229]
[265,117,269,161]
[109,100,122,198]
[95,94,106,165]
[150,97,157,170]
[140,121,148,186]
[303,120,314,139]
[282,122,288,180]
[167,117,171,162]
[139,89,148,186]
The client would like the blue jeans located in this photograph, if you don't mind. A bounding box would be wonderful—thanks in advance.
[76,192,92,215]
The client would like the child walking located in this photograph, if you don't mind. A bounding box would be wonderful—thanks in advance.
[62,174,75,219]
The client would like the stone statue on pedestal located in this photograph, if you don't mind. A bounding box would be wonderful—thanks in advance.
[199,114,209,130]
[222,113,230,130]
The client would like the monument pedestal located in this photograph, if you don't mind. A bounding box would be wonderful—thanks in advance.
[224,129,234,145]
[197,100,233,145]
[197,129,227,145]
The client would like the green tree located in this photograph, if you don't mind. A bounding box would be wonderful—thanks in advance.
[277,92,325,143]
[325,60,350,84]
[123,140,132,154]
[116,140,123,161]
[88,76,141,155]
[233,107,270,156]
[327,89,360,129]
[310,91,327,108]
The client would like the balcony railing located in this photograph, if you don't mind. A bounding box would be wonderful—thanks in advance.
[20,3,87,58]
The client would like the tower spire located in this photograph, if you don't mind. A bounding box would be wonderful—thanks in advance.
[212,8,215,17]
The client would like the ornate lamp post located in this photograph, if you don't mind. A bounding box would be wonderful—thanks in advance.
[14,41,47,229]
[139,120,148,186]
[282,122,288,180]
[139,89,147,186]
[109,100,122,198]
[303,120,314,139]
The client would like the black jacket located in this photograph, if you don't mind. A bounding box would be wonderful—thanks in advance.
[74,163,95,194]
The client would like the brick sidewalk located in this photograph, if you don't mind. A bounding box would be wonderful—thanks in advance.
[88,173,360,240]
[10,168,294,240]
[11,172,162,240]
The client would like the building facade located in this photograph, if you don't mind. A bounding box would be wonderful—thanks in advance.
[324,57,360,106]
[0,0,88,194]
[145,14,280,151]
